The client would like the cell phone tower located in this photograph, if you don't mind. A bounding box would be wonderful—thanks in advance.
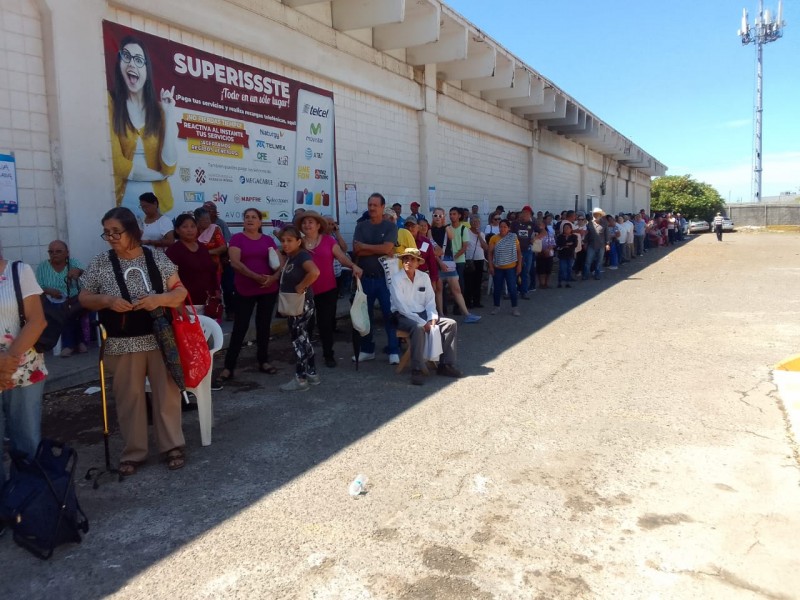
[738,0,786,203]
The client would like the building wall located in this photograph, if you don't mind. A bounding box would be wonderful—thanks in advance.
[436,120,528,211]
[726,203,800,226]
[0,0,57,265]
[0,0,655,267]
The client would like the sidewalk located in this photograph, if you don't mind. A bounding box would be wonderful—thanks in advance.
[43,297,353,393]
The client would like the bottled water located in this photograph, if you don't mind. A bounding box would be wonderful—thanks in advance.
[348,474,367,497]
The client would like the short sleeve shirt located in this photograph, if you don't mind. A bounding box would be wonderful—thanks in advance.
[229,233,279,297]
[0,261,47,387]
[141,215,174,252]
[80,250,177,355]
[353,219,397,277]
[36,258,84,298]
[280,250,314,297]
[512,221,536,251]
[307,235,337,295]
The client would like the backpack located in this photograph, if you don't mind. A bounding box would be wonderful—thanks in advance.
[0,439,89,559]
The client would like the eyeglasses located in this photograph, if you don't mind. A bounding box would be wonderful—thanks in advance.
[100,231,124,241]
[119,49,146,68]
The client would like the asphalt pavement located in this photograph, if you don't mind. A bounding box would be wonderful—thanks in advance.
[3,230,800,599]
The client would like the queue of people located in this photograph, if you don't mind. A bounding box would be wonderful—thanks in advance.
[2,190,688,491]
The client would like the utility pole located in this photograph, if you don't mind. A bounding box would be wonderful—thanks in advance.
[738,0,786,203]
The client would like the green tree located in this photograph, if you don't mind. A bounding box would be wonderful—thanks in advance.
[650,175,725,222]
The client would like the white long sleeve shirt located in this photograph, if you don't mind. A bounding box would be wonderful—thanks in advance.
[382,257,438,326]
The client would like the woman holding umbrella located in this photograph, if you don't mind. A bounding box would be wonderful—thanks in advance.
[80,207,188,476]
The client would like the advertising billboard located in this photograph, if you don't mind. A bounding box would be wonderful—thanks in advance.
[102,21,337,226]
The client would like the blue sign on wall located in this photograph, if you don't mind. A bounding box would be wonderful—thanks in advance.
[0,154,19,214]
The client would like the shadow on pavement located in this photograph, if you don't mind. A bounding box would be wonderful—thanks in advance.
[1,238,695,598]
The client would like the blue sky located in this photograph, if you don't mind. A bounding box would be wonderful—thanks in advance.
[446,0,799,202]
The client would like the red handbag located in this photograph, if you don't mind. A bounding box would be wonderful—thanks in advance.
[203,293,224,321]
[171,301,211,388]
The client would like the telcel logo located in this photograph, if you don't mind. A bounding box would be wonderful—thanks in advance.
[303,104,330,118]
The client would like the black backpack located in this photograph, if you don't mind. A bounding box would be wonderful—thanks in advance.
[0,439,89,559]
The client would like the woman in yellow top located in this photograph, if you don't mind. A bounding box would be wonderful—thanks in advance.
[487,219,522,316]
[109,36,178,213]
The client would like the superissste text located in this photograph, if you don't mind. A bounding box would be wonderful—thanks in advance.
[173,53,291,99]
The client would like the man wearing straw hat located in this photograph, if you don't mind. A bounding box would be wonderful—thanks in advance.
[383,248,463,386]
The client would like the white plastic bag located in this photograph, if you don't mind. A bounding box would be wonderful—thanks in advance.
[350,278,370,336]
[268,247,281,270]
[424,324,443,361]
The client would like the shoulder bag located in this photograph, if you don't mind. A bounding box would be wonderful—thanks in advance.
[12,261,64,353]
[277,261,306,317]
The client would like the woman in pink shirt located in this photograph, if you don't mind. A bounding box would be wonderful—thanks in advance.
[297,211,362,368]
[214,208,284,387]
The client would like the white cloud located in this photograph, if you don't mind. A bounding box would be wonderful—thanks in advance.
[672,151,800,203]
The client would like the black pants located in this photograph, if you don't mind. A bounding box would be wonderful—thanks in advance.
[221,263,237,316]
[224,292,277,372]
[464,260,484,307]
[310,287,338,360]
[715,225,723,241]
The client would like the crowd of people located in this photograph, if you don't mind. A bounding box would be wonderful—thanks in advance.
[0,191,687,490]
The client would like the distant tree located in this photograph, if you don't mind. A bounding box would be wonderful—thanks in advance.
[650,175,725,221]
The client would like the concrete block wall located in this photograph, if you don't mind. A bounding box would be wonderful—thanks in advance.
[533,153,581,214]
[436,120,528,211]
[0,0,57,266]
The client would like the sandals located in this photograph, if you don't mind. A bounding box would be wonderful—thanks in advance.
[165,448,186,471]
[118,460,143,477]
[259,362,278,375]
[212,369,233,389]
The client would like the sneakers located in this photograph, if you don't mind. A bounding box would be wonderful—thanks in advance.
[608,265,618,270]
[306,373,321,386]
[210,379,224,391]
[490,307,500,315]
[280,377,310,392]
[520,293,530,300]
[463,314,481,324]
[437,364,464,378]
[512,308,521,317]
[389,353,400,365]
[410,369,425,385]
[352,352,376,362]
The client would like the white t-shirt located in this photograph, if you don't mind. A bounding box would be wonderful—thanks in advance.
[623,220,635,243]
[0,261,48,386]
[464,230,486,261]
[141,215,173,251]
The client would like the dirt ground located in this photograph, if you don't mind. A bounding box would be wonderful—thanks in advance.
[4,229,800,600]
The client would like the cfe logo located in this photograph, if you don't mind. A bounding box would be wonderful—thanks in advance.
[195,169,206,184]
[310,123,322,135]
[297,166,310,180]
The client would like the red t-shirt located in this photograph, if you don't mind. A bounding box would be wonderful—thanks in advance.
[165,242,218,304]
[307,235,338,295]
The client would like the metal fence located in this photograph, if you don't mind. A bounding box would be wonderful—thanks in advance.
[726,203,800,227]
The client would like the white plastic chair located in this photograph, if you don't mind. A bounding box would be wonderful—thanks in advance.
[191,315,224,447]
[145,314,223,447]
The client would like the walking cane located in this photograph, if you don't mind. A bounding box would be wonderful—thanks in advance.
[85,323,122,488]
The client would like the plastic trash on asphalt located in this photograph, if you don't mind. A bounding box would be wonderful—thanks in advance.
[349,474,368,497]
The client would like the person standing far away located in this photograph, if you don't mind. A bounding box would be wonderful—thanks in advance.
[391,203,405,229]
[352,193,401,365]
[203,200,235,321]
[712,212,724,241]
[138,192,174,252]
[512,205,537,298]
[408,201,425,224]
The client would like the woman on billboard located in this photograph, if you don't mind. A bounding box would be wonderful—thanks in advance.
[109,35,178,213]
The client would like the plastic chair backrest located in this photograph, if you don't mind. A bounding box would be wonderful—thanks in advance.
[197,315,224,355]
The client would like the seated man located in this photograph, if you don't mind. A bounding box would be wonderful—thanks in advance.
[381,248,463,385]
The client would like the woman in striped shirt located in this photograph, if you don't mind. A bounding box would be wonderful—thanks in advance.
[488,220,522,316]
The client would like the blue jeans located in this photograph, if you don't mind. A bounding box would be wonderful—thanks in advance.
[0,380,44,481]
[455,262,466,293]
[583,245,605,279]
[558,258,573,283]
[609,242,619,267]
[360,276,399,355]
[520,248,534,294]
[492,268,518,307]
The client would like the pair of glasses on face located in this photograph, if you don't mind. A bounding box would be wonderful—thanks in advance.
[119,49,146,68]
[100,231,124,241]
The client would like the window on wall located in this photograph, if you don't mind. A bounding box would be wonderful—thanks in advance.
[625,180,629,198]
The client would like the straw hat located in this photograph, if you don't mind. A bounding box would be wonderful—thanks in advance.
[397,247,425,263]
[295,210,329,233]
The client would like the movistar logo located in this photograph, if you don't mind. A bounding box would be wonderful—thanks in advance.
[310,123,322,135]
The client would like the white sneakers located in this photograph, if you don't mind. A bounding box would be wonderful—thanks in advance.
[352,352,376,362]
[389,353,400,365]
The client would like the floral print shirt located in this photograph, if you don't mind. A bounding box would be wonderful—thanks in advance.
[0,261,48,388]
